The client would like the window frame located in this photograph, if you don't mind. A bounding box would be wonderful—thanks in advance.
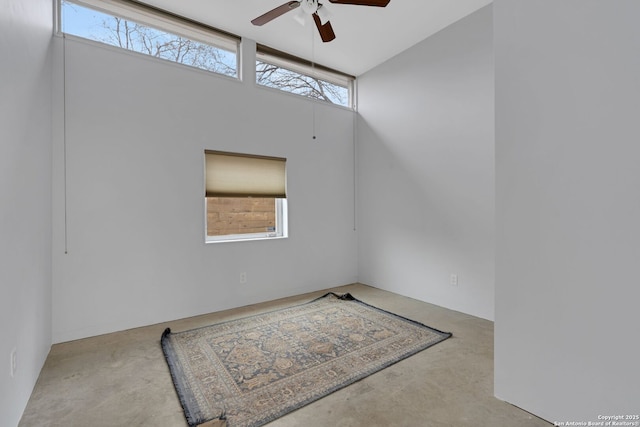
[57,0,240,78]
[204,150,288,244]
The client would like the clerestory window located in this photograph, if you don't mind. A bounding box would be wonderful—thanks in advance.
[256,44,354,108]
[58,0,239,78]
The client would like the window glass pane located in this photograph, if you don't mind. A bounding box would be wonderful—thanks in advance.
[256,60,349,107]
[206,197,277,237]
[61,0,237,77]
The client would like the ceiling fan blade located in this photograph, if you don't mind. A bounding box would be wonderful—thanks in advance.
[313,13,336,42]
[251,1,300,26]
[328,0,389,6]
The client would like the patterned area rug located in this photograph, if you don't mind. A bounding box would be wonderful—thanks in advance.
[161,292,451,427]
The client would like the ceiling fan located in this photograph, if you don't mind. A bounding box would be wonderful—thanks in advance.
[251,0,390,43]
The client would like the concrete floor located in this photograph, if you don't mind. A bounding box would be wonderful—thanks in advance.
[20,284,550,427]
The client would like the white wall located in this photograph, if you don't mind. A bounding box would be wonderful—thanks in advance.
[494,0,640,422]
[52,37,358,343]
[357,6,494,320]
[0,0,53,425]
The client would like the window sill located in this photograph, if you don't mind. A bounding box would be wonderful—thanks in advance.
[205,235,288,244]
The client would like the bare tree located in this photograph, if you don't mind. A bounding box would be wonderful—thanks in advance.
[256,61,347,105]
[99,17,237,77]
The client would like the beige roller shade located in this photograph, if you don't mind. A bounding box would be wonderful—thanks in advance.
[205,151,287,198]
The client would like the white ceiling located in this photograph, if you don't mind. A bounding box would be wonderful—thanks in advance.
[136,0,492,76]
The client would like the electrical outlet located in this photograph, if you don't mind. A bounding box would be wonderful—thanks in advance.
[240,272,247,284]
[10,348,16,378]
[450,274,458,286]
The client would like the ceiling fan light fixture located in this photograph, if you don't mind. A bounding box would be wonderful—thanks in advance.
[316,4,331,25]
[300,0,318,14]
[251,0,390,42]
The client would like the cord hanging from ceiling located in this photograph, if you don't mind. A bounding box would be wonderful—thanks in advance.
[63,34,69,255]
[311,20,317,140]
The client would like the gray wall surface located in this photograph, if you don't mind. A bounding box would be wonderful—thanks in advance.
[357,5,495,320]
[494,0,640,421]
[51,37,358,343]
[0,0,53,424]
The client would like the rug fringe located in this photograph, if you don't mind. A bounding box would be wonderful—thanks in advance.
[197,410,227,427]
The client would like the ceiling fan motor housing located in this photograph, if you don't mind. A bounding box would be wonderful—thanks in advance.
[251,0,389,42]
[300,0,319,14]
